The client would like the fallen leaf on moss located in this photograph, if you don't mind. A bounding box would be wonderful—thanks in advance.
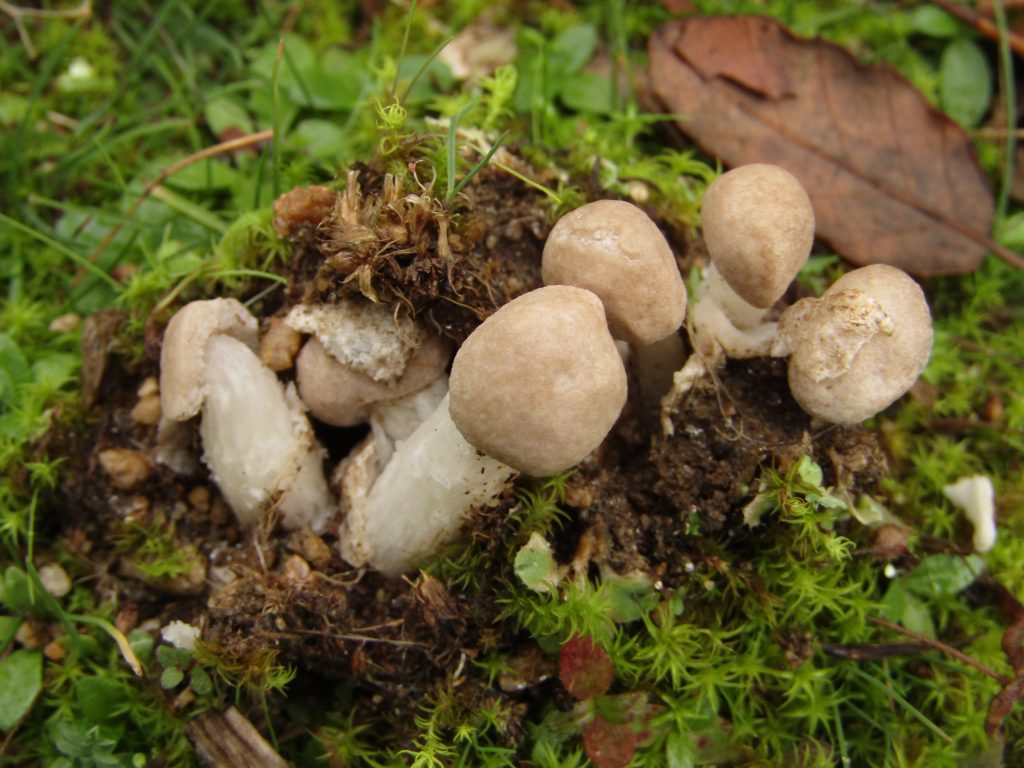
[648,16,997,276]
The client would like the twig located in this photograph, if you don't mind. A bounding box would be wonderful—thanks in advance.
[80,129,274,278]
[927,0,1024,58]
[0,0,91,58]
[868,615,1009,685]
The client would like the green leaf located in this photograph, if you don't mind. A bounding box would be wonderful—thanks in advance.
[31,353,78,391]
[666,732,695,768]
[160,666,185,689]
[0,649,42,730]
[907,7,962,38]
[903,554,985,598]
[514,533,560,592]
[162,158,240,192]
[156,644,191,669]
[559,73,614,114]
[300,53,362,110]
[204,96,254,136]
[940,38,992,127]
[0,92,28,124]
[190,666,213,696]
[1,566,33,614]
[75,677,129,723]
[882,581,936,638]
[127,628,154,665]
[0,334,31,404]
[0,616,21,653]
[293,119,348,161]
[549,24,597,77]
[606,578,656,624]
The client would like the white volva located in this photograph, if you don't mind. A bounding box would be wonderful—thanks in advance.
[200,334,333,532]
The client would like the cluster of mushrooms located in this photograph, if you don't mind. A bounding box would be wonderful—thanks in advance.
[155,164,933,575]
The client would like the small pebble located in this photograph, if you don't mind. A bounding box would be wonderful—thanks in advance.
[48,313,81,333]
[131,393,162,425]
[99,448,153,491]
[43,640,67,662]
[187,486,211,513]
[37,562,72,598]
[260,316,303,372]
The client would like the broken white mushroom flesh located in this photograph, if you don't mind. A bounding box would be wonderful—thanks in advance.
[943,475,997,553]
[661,164,815,432]
[774,264,933,425]
[340,285,628,575]
[159,299,333,533]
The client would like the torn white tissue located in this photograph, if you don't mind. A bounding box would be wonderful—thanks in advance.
[943,475,996,553]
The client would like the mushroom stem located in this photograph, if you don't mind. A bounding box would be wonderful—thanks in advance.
[367,375,449,468]
[200,335,333,532]
[340,394,516,575]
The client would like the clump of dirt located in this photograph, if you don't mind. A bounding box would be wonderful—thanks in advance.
[42,156,891,756]
[562,357,887,585]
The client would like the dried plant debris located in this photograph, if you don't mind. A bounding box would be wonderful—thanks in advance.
[307,164,548,343]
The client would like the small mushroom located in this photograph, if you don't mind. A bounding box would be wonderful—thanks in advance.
[159,300,333,532]
[774,264,933,425]
[340,285,627,574]
[661,164,815,432]
[160,298,258,421]
[289,299,452,470]
[700,164,816,316]
[295,334,450,429]
[542,199,687,408]
[542,200,686,345]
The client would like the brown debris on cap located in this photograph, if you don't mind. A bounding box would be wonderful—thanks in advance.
[780,264,933,424]
[449,285,627,477]
[159,299,259,421]
[296,335,451,427]
[542,200,686,345]
[701,164,815,308]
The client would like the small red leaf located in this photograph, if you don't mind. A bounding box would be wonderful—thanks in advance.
[559,635,614,700]
[582,715,636,768]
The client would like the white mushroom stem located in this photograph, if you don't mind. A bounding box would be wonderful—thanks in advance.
[943,475,997,553]
[368,375,449,468]
[200,335,333,532]
[659,266,781,433]
[631,331,685,410]
[340,395,515,575]
[701,262,773,332]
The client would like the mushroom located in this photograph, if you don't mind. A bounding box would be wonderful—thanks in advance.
[661,164,815,431]
[773,264,933,425]
[288,298,452,466]
[340,285,628,574]
[541,199,687,405]
[159,299,334,532]
[695,163,815,352]
[295,334,450,430]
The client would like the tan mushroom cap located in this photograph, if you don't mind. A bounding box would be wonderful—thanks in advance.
[296,335,451,427]
[783,264,933,425]
[701,164,815,309]
[449,285,628,477]
[542,200,686,345]
[160,298,259,421]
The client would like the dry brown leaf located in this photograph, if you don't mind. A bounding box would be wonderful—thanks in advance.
[648,16,1011,276]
